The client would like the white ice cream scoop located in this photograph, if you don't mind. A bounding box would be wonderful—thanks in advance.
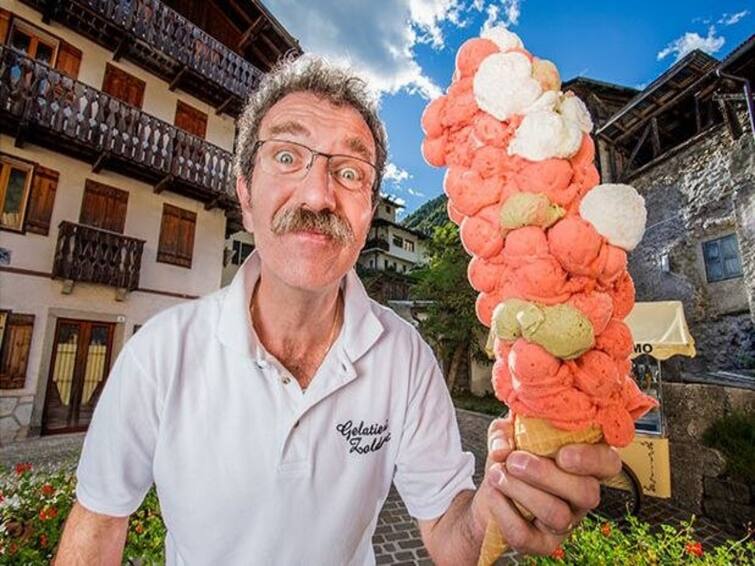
[473,52,542,121]
[480,26,524,51]
[508,109,583,160]
[579,183,647,251]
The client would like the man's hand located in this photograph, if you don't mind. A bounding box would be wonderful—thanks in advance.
[470,415,622,556]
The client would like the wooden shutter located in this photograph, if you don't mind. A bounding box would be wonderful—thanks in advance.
[174,100,208,139]
[157,203,196,268]
[55,40,82,79]
[102,63,145,108]
[0,313,34,390]
[0,9,11,44]
[80,179,128,233]
[25,165,59,235]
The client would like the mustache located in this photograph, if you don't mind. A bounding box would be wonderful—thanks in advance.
[270,206,355,245]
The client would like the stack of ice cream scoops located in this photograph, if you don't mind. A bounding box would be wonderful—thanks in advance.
[420,26,658,565]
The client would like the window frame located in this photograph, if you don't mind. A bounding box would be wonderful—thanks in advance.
[7,17,59,65]
[157,203,197,269]
[0,155,34,233]
[702,234,743,283]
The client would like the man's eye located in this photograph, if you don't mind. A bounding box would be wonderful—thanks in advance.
[338,167,361,181]
[274,151,296,165]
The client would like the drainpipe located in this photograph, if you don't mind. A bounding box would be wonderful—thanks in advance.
[717,68,755,139]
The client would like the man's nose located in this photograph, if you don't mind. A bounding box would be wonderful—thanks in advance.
[295,155,337,212]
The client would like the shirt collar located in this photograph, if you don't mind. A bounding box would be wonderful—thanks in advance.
[216,250,384,365]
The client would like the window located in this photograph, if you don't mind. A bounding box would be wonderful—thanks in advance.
[8,19,59,65]
[703,234,743,282]
[0,156,33,232]
[404,239,414,252]
[80,180,128,233]
[0,312,34,389]
[158,204,196,268]
[102,63,145,108]
[392,235,403,248]
[174,100,208,139]
[385,205,392,215]
[231,240,254,265]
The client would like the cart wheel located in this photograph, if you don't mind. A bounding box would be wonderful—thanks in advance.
[591,463,642,523]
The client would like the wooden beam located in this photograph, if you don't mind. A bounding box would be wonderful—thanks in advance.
[650,117,661,157]
[205,196,220,211]
[216,95,235,116]
[13,121,28,148]
[259,32,281,59]
[621,123,651,181]
[169,67,188,92]
[248,43,273,69]
[154,175,173,194]
[113,34,129,62]
[42,0,60,24]
[717,98,743,140]
[237,15,266,50]
[92,151,109,173]
[694,92,702,132]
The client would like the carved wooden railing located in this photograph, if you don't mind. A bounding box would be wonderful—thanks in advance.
[0,46,235,200]
[364,237,390,252]
[53,221,146,291]
[21,0,265,102]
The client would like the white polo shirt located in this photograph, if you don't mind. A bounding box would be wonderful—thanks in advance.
[76,251,475,565]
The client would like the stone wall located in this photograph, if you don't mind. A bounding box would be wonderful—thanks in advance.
[663,381,755,527]
[0,396,35,444]
[629,124,755,373]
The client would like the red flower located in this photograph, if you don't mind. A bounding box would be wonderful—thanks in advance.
[39,534,48,548]
[39,506,58,521]
[551,546,565,560]
[600,522,612,536]
[135,522,145,534]
[41,483,55,497]
[0,490,4,503]
[685,541,704,557]
[8,542,18,555]
[14,462,32,475]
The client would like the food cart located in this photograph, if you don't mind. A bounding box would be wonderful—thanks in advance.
[618,301,696,499]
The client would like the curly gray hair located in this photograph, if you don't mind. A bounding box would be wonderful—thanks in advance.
[233,54,387,205]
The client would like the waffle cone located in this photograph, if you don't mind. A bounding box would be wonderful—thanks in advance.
[477,415,603,566]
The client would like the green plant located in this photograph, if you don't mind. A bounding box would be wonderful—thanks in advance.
[528,515,754,565]
[702,411,755,483]
[0,464,165,564]
[452,391,508,417]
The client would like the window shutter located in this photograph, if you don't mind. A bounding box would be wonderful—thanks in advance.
[80,179,128,233]
[102,63,145,108]
[158,204,196,268]
[55,40,82,79]
[174,101,208,139]
[0,9,11,44]
[0,313,34,390]
[25,165,59,235]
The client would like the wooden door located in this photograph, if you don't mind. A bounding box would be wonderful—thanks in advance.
[174,100,208,139]
[42,319,115,434]
[102,63,145,108]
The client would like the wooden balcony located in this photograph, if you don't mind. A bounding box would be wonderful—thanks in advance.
[53,221,146,291]
[363,237,390,252]
[0,46,237,208]
[19,0,266,115]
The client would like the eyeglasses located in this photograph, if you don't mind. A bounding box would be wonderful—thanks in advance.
[252,139,377,195]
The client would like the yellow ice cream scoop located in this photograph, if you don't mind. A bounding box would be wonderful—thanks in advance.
[492,299,594,359]
[499,192,565,231]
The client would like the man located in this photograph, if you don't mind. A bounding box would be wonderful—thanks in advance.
[55,56,620,565]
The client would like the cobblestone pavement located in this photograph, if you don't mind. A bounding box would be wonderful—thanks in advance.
[1,411,748,565]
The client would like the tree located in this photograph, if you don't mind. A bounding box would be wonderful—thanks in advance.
[411,222,484,393]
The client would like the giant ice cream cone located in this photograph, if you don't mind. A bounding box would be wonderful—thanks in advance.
[478,415,602,566]
[421,26,658,565]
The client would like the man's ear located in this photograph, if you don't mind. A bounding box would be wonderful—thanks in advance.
[236,177,255,233]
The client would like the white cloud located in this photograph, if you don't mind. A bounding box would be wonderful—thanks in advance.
[718,10,749,25]
[407,187,426,197]
[657,26,725,62]
[480,0,522,33]
[266,0,472,100]
[384,162,412,184]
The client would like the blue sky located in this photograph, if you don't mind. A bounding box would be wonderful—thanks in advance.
[266,1,752,217]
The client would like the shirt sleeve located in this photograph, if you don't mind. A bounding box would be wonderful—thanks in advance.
[393,351,476,521]
[75,344,161,517]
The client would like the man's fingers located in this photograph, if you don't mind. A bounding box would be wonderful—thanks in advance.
[488,465,575,534]
[486,416,514,463]
[505,451,602,511]
[485,466,564,556]
[556,443,622,479]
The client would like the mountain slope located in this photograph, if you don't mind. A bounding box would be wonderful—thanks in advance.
[401,194,449,236]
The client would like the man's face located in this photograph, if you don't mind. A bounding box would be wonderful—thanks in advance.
[236,92,377,292]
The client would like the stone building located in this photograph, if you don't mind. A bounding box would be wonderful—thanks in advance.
[596,36,755,376]
[0,0,298,442]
